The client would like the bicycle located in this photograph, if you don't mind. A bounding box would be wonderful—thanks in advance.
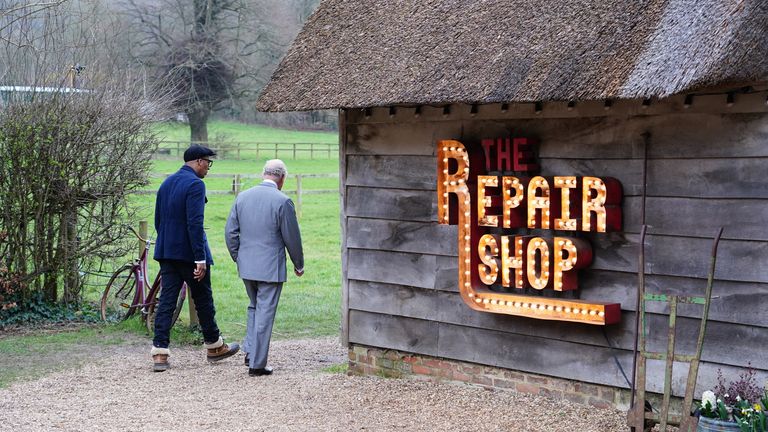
[100,226,187,333]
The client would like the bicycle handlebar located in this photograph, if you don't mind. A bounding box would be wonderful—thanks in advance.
[126,225,153,244]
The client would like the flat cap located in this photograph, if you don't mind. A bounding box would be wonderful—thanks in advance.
[183,145,216,162]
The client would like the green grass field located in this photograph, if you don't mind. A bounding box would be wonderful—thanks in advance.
[155,120,338,144]
[89,123,342,343]
[156,120,339,161]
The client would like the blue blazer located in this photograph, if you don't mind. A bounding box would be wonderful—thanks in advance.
[153,165,213,264]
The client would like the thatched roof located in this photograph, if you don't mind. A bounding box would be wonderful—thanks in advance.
[256,0,768,112]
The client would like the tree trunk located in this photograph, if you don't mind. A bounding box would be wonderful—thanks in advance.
[62,207,79,305]
[43,212,58,303]
[188,108,210,144]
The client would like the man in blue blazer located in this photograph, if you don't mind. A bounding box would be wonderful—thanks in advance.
[150,145,239,372]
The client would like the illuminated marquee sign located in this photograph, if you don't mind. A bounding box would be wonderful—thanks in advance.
[437,138,622,325]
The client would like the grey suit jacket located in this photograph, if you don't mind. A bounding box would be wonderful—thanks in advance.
[224,181,304,282]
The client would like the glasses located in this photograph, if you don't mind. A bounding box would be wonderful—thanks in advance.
[199,158,213,167]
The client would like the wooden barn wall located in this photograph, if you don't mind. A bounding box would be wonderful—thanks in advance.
[339,96,768,396]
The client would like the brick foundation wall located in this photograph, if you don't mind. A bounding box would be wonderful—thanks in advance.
[348,344,635,411]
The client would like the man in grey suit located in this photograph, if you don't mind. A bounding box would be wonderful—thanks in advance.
[224,159,304,376]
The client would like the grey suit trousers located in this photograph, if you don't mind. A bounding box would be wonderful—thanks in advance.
[242,280,282,369]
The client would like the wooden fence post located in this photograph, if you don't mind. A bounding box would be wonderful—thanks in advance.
[292,143,297,159]
[233,174,241,195]
[310,143,314,159]
[327,143,331,158]
[255,142,260,159]
[275,143,279,159]
[296,175,302,220]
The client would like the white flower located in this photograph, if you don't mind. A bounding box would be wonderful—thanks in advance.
[702,391,717,409]
[736,395,741,401]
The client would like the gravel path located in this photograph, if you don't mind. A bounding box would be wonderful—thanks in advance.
[0,337,628,431]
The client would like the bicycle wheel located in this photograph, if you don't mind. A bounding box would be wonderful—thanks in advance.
[101,264,139,321]
[145,275,187,334]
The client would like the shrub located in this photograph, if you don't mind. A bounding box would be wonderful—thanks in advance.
[0,87,168,308]
[698,366,767,432]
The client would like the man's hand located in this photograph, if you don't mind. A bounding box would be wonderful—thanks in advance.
[294,268,304,277]
[193,262,207,281]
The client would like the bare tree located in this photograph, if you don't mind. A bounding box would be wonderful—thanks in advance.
[0,1,68,36]
[0,0,171,307]
[121,0,282,143]
[1,0,137,88]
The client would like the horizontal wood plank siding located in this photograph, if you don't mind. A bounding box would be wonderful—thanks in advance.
[346,187,436,222]
[347,249,458,291]
[435,319,762,396]
[645,198,768,241]
[580,271,768,328]
[347,155,768,200]
[347,155,436,190]
[348,309,439,356]
[343,108,768,391]
[349,275,768,329]
[346,155,768,240]
[347,225,768,283]
[348,281,768,365]
[647,158,768,198]
[347,218,457,256]
[348,310,766,396]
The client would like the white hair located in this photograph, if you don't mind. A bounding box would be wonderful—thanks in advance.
[263,159,287,178]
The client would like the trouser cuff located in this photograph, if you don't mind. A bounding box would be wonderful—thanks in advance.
[203,336,223,349]
[151,346,170,356]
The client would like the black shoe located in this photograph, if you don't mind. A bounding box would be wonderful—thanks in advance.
[248,366,273,377]
[244,355,249,366]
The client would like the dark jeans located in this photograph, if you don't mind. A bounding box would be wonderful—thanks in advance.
[153,260,220,348]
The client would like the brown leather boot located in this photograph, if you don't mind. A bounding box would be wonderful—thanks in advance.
[151,347,170,372]
[204,336,240,362]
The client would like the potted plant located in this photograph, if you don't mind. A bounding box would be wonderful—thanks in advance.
[697,367,767,432]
